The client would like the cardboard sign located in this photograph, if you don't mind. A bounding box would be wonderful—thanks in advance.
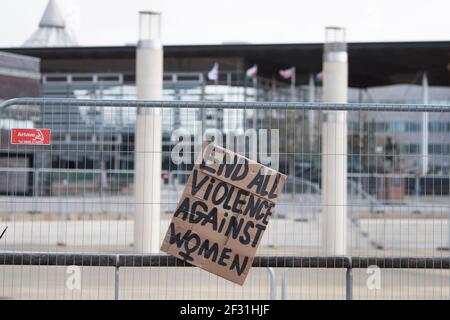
[10,128,51,145]
[161,143,286,285]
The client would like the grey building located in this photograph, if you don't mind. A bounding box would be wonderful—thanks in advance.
[0,51,41,195]
[2,0,450,195]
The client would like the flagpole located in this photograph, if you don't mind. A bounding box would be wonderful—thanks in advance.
[253,76,257,129]
[253,75,258,100]
[243,71,248,131]
[271,74,277,101]
[308,73,316,150]
[291,67,296,102]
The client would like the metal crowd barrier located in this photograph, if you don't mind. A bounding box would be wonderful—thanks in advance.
[1,98,450,300]
[1,252,449,300]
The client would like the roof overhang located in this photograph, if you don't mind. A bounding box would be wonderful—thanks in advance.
[2,41,450,87]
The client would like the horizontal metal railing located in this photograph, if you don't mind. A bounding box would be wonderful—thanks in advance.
[2,97,450,112]
[1,252,449,300]
[1,252,449,269]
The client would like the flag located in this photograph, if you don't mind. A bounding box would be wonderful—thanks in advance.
[207,62,219,81]
[315,71,324,83]
[245,65,258,79]
[279,67,295,79]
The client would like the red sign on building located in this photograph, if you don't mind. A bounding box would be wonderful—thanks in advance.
[10,128,51,145]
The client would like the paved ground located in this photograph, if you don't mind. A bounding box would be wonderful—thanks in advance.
[0,219,449,300]
[0,218,448,250]
[1,189,449,217]
[0,265,448,300]
[0,189,449,300]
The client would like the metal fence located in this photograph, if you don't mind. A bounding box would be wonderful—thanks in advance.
[0,97,450,300]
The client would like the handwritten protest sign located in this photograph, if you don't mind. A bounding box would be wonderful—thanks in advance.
[161,143,286,285]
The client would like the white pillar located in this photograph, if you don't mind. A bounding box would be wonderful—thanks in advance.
[321,27,348,255]
[421,72,429,177]
[134,11,163,253]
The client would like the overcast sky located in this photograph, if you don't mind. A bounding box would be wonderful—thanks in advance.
[1,0,450,47]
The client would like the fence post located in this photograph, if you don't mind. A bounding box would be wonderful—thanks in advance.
[345,257,353,300]
[266,267,276,300]
[115,255,120,300]
[281,268,288,300]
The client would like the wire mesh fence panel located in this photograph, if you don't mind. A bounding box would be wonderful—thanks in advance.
[0,98,449,299]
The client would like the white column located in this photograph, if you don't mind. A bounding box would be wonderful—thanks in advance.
[321,27,348,255]
[421,72,429,177]
[134,11,163,253]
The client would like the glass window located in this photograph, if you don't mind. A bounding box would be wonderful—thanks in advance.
[429,144,450,155]
[387,121,420,133]
[406,122,421,132]
[401,144,420,154]
[429,122,450,132]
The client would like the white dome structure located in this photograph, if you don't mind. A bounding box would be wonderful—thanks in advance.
[23,0,77,47]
